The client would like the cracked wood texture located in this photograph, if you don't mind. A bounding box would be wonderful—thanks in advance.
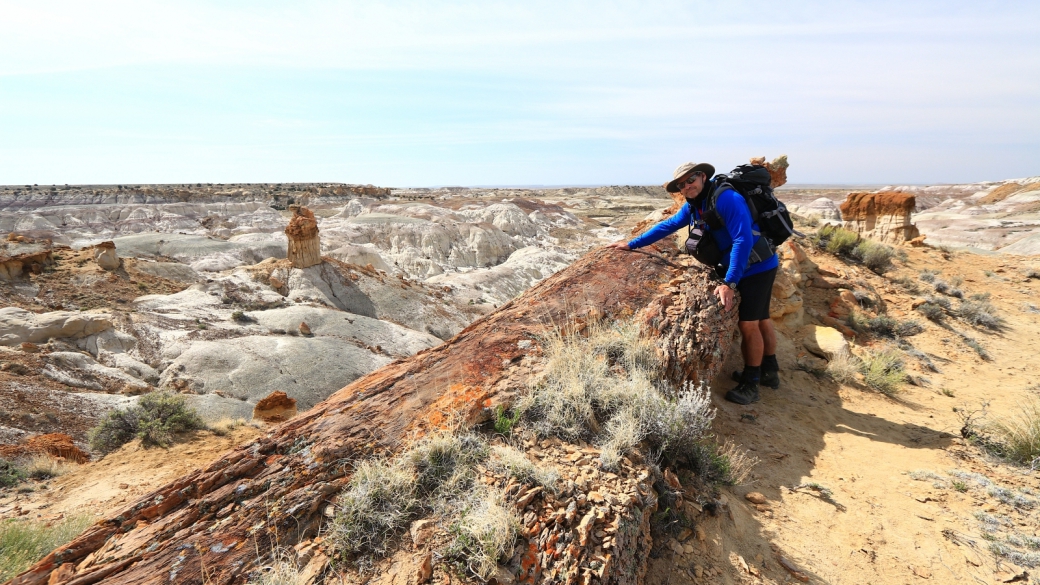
[8,245,737,585]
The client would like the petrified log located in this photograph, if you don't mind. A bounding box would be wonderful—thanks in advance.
[285,205,321,268]
[8,246,737,585]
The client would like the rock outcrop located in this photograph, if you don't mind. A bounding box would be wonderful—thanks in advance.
[252,391,298,423]
[285,205,322,268]
[8,245,736,585]
[0,240,54,281]
[92,241,120,271]
[839,191,920,244]
[0,307,113,347]
[0,433,90,464]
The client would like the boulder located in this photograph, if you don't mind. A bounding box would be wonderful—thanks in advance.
[92,241,119,270]
[839,191,920,244]
[0,307,113,347]
[252,391,298,423]
[803,325,849,359]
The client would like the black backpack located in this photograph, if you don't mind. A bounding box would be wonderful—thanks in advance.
[702,164,802,247]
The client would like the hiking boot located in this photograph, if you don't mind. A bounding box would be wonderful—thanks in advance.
[761,369,780,389]
[732,369,780,390]
[725,381,760,405]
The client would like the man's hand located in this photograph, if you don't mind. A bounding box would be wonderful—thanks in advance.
[606,241,631,250]
[714,284,735,312]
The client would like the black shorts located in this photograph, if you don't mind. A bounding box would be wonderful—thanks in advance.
[736,267,777,322]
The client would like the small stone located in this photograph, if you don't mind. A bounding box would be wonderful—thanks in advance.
[664,468,682,490]
[269,276,285,289]
[299,322,312,336]
[695,526,706,541]
[410,519,436,548]
[588,491,604,504]
[677,528,692,542]
[745,492,768,505]
[669,539,684,555]
[118,483,129,490]
[683,544,695,554]
[416,551,433,583]
[694,565,704,578]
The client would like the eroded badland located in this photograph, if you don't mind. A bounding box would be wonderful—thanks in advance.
[2,170,1040,585]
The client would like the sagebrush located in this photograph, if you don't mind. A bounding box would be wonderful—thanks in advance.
[88,392,206,454]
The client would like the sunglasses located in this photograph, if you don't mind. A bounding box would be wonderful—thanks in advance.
[679,174,701,188]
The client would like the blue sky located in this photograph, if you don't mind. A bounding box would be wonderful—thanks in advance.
[1,0,1038,186]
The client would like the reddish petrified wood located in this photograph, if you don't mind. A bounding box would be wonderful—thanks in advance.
[8,245,736,585]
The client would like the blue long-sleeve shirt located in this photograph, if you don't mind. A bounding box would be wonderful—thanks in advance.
[628,187,778,283]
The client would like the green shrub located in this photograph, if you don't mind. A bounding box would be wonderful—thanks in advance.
[88,392,205,454]
[823,227,860,256]
[852,240,895,274]
[493,406,520,435]
[0,459,25,488]
[0,516,93,580]
[859,347,905,396]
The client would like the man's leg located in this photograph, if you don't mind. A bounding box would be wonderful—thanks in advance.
[758,318,780,389]
[738,320,764,367]
[727,320,764,405]
[759,318,776,357]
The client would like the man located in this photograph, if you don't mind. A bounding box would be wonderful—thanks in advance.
[608,162,780,405]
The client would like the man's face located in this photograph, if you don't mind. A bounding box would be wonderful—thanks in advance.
[678,172,704,198]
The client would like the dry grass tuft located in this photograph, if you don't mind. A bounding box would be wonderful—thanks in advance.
[248,550,308,585]
[19,455,74,480]
[826,349,860,384]
[0,515,94,581]
[859,346,905,396]
[717,440,759,486]
[451,489,520,581]
[987,401,1040,468]
[490,445,560,491]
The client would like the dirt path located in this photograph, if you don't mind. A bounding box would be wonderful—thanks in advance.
[649,244,1040,584]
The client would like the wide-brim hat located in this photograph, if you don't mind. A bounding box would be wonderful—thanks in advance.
[665,162,715,193]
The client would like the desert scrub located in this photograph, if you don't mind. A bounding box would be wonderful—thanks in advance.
[848,313,921,338]
[448,490,520,581]
[18,455,73,480]
[826,349,860,384]
[858,347,905,396]
[328,457,420,557]
[248,550,307,585]
[714,439,759,485]
[489,445,559,490]
[919,269,939,283]
[851,240,895,274]
[329,430,487,560]
[517,319,716,468]
[88,391,206,454]
[0,515,93,580]
[958,294,1004,330]
[916,298,948,322]
[813,224,860,256]
[987,401,1040,467]
[0,458,25,487]
[961,336,991,360]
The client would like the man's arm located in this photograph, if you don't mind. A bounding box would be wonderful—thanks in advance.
[623,203,691,249]
[717,190,754,283]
